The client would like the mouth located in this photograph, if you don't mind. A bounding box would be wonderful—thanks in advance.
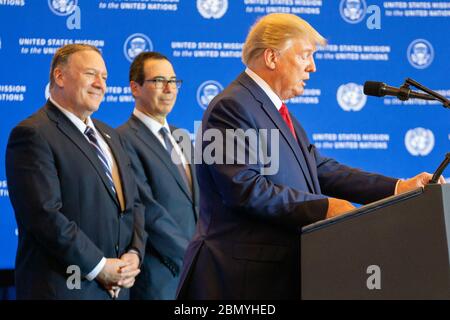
[88,91,104,97]
[160,98,174,104]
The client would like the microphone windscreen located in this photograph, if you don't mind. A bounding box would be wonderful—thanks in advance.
[363,81,384,97]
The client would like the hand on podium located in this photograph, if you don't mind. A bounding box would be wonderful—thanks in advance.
[396,172,446,195]
[326,198,356,219]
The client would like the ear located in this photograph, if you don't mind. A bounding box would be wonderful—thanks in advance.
[262,48,278,70]
[53,67,65,87]
[130,81,141,98]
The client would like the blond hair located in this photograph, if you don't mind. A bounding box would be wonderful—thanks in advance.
[49,44,102,88]
[242,13,326,65]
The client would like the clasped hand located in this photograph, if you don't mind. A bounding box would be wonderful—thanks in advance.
[96,252,140,299]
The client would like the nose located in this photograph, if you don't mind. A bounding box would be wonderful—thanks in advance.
[92,74,106,91]
[162,81,175,93]
[306,55,316,73]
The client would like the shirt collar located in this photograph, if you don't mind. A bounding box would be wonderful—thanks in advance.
[133,108,170,136]
[49,96,93,134]
[245,67,283,111]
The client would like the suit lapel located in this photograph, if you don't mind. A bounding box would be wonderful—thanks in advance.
[45,102,120,208]
[237,73,315,193]
[189,162,200,219]
[172,128,200,220]
[291,117,320,194]
[130,116,193,202]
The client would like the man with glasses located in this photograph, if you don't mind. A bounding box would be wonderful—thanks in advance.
[117,52,199,300]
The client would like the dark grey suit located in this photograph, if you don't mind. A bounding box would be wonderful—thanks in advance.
[117,115,199,300]
[6,101,146,300]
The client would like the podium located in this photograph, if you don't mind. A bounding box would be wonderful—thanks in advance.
[301,184,450,299]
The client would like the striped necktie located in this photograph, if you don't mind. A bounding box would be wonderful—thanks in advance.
[84,126,117,195]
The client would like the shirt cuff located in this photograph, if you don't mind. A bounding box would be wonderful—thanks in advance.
[394,179,402,195]
[85,257,106,281]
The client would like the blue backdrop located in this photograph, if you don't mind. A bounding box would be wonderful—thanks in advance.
[1,0,449,270]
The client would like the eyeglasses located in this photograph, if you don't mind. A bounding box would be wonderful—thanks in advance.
[144,77,183,89]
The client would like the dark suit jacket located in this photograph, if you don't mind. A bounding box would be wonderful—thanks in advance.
[5,101,146,300]
[176,72,397,300]
[117,115,199,300]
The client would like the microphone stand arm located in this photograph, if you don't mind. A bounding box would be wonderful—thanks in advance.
[403,78,450,109]
[399,78,449,184]
[430,153,450,184]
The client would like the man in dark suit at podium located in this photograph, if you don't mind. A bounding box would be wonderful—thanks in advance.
[118,52,199,299]
[176,13,446,300]
[6,44,145,299]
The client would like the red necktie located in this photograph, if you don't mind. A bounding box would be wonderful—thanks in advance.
[279,103,297,141]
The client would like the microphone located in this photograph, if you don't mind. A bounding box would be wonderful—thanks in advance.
[363,81,435,101]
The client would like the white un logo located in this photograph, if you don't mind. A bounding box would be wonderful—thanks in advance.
[197,80,223,110]
[407,39,434,69]
[340,0,367,24]
[48,0,77,16]
[405,127,435,156]
[336,83,367,112]
[197,0,228,19]
[123,33,153,62]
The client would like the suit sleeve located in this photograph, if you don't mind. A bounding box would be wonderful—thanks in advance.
[312,144,398,204]
[129,177,147,264]
[116,134,148,262]
[120,133,189,275]
[201,98,329,230]
[6,125,104,277]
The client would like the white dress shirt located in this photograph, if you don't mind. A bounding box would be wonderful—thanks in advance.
[133,108,188,167]
[245,67,283,111]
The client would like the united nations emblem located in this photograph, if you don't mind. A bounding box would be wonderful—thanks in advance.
[336,83,367,112]
[405,127,435,156]
[197,0,228,19]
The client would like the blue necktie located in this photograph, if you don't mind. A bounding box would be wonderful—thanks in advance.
[159,127,191,193]
[84,126,117,195]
